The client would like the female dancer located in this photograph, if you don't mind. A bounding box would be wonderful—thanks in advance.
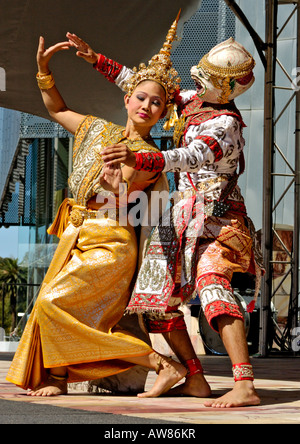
[6,18,187,397]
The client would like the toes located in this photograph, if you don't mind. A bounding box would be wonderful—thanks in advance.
[204,399,230,408]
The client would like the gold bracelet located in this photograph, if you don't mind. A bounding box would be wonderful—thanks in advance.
[36,71,55,90]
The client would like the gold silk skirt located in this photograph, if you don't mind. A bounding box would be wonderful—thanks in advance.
[6,217,152,390]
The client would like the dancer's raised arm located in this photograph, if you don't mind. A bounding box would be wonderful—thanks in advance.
[36,36,85,134]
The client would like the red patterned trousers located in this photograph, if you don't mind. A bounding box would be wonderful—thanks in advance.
[145,213,254,334]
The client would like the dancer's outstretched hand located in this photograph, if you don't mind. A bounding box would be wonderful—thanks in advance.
[66,32,98,64]
[37,36,71,74]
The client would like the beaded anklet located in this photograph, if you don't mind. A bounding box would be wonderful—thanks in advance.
[232,363,254,382]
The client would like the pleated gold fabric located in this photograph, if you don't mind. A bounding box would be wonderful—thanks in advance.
[6,116,161,390]
[7,218,153,389]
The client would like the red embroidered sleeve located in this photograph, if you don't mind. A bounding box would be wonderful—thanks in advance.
[196,135,223,162]
[134,152,165,172]
[93,54,123,83]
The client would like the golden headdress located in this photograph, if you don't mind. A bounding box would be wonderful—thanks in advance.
[124,11,181,108]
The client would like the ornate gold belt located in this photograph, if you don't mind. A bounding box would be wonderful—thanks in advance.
[69,206,97,227]
[69,205,121,227]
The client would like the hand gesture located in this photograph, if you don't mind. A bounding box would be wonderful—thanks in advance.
[66,32,98,64]
[37,36,71,74]
[99,163,124,194]
[102,144,137,168]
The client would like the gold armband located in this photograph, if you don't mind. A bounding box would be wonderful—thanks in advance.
[36,72,55,90]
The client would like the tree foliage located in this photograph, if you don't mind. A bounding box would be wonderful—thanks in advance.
[0,257,28,334]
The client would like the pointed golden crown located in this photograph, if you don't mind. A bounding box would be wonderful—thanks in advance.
[124,11,181,106]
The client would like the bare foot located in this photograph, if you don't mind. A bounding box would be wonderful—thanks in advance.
[138,357,187,398]
[165,373,212,398]
[27,376,68,397]
[204,381,260,408]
